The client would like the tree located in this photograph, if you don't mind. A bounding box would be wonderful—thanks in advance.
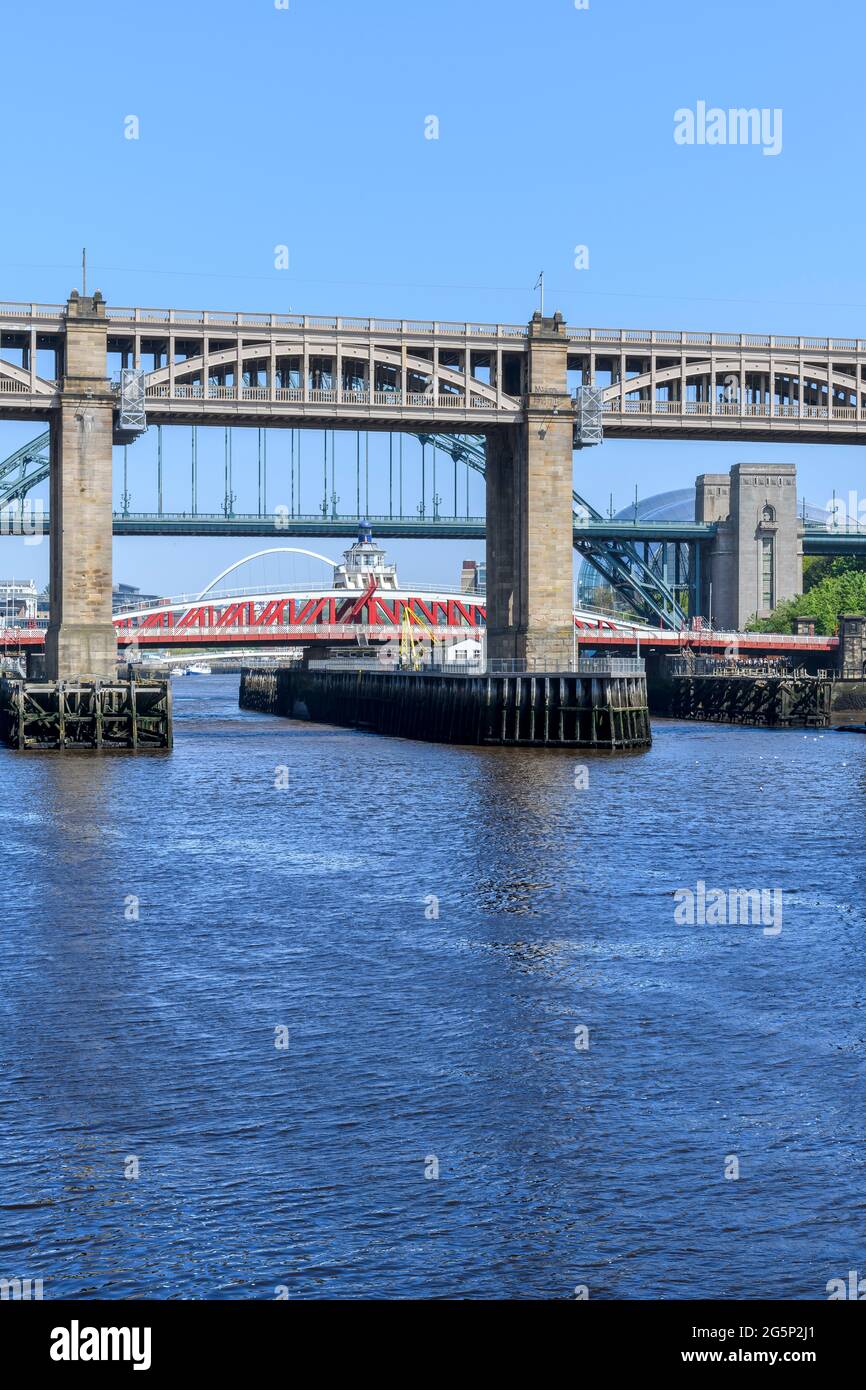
[748,561,866,634]
[803,554,866,591]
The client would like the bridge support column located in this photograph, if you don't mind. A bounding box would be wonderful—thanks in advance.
[44,291,117,680]
[485,312,574,670]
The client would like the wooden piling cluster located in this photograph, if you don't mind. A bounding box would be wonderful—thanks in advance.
[669,673,832,728]
[239,667,651,749]
[0,678,173,750]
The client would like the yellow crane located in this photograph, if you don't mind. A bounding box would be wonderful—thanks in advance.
[399,605,435,670]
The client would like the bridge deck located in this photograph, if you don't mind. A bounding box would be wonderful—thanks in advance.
[5,303,866,439]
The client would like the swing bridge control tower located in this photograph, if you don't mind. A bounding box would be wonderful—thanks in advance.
[0,290,645,748]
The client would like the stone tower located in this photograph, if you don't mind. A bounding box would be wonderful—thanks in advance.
[696,463,802,629]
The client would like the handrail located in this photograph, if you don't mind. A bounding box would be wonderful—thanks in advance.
[112,580,488,612]
[143,383,512,410]
[2,300,866,352]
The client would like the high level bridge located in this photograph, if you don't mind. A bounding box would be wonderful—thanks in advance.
[5,300,866,439]
[1,293,865,678]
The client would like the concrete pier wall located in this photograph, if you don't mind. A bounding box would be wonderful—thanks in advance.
[240,667,651,749]
[695,464,803,629]
[485,313,575,671]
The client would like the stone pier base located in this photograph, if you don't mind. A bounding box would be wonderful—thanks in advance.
[44,624,119,682]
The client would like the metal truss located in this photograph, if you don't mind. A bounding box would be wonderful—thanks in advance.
[573,385,604,446]
[0,431,49,508]
[118,368,147,434]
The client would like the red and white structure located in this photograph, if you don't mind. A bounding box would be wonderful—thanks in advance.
[1,527,839,659]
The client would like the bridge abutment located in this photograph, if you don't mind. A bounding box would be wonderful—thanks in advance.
[44,292,117,681]
[485,313,575,669]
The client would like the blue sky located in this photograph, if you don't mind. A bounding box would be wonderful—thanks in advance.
[2,0,865,593]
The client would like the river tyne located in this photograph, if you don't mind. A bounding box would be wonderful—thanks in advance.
[0,675,863,1299]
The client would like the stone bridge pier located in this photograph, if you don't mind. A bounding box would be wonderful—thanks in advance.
[44,292,117,680]
[484,312,575,670]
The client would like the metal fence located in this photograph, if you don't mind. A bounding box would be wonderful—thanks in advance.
[306,655,645,676]
[670,657,833,679]
[488,656,644,676]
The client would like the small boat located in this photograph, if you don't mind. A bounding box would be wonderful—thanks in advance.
[187,662,212,676]
[170,666,187,678]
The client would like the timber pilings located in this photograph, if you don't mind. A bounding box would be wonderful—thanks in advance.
[665,673,832,728]
[0,678,173,750]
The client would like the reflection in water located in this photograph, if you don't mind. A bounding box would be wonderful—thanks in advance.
[0,679,864,1299]
[465,745,647,918]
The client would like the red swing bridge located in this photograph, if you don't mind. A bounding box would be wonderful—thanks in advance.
[1,530,839,662]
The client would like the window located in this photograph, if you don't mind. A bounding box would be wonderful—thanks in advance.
[762,503,776,525]
[761,537,774,609]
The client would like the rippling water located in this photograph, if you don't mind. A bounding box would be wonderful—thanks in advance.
[0,675,863,1300]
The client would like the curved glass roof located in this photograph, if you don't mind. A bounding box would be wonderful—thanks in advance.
[610,487,840,526]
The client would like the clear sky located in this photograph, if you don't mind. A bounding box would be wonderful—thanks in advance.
[2,0,865,593]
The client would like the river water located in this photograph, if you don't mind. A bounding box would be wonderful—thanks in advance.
[0,674,863,1300]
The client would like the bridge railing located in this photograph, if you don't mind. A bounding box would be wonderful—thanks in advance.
[0,303,66,319]
[669,657,835,677]
[100,308,531,338]
[802,519,866,534]
[143,382,505,410]
[567,327,866,351]
[604,399,860,421]
[4,302,866,353]
[110,511,487,532]
[118,623,480,641]
[487,656,646,675]
[665,629,836,647]
[305,656,647,676]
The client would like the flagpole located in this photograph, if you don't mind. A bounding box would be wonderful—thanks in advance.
[534,271,545,317]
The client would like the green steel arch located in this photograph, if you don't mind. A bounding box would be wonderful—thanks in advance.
[0,431,49,507]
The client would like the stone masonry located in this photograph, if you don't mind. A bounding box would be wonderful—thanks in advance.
[695,462,802,630]
[44,292,118,680]
[485,312,575,669]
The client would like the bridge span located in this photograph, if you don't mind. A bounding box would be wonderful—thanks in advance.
[4,301,866,442]
[0,593,838,661]
[0,290,863,681]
